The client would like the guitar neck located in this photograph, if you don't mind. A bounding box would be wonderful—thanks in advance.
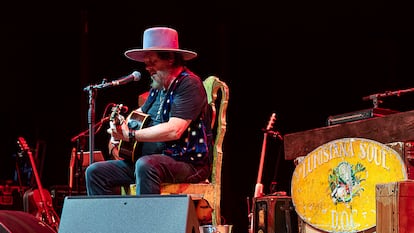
[253,113,276,198]
[27,150,48,202]
[18,137,47,203]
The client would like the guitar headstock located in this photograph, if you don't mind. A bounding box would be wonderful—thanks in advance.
[263,113,283,140]
[110,104,126,126]
[17,136,30,153]
[265,113,277,131]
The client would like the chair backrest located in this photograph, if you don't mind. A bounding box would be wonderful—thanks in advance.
[197,75,229,225]
[203,75,229,191]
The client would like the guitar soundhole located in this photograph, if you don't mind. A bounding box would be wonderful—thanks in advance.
[128,120,140,129]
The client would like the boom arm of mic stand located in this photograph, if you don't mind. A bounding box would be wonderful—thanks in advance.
[362,87,414,108]
[70,116,110,143]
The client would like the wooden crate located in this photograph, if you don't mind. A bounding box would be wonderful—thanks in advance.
[376,180,414,233]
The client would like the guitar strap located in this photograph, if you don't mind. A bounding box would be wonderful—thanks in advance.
[140,70,188,116]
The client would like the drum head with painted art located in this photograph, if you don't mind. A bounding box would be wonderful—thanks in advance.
[291,137,407,232]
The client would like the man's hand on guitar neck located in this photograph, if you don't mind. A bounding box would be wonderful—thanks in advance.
[108,118,123,143]
[108,116,135,143]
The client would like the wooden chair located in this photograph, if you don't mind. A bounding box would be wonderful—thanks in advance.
[159,76,229,226]
[126,76,229,226]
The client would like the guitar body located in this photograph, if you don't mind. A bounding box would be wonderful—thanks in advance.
[117,110,151,162]
[23,188,59,227]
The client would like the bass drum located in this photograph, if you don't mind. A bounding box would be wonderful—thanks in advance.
[291,138,407,233]
[0,210,57,233]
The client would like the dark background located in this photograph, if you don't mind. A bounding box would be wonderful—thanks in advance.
[2,1,413,232]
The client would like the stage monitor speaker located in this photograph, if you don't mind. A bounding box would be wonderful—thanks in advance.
[0,210,57,233]
[58,194,200,233]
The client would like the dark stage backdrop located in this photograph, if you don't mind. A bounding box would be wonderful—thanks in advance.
[2,1,414,232]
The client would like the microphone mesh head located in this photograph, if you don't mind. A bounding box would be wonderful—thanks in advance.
[132,71,141,81]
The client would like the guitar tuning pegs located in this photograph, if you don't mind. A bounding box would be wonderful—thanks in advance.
[111,103,129,113]
[265,113,277,131]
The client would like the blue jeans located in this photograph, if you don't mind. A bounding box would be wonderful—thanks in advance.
[85,154,209,195]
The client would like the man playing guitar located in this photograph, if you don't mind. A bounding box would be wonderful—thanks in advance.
[85,27,213,196]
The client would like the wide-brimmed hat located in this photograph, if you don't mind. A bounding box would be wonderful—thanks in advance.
[124,27,197,62]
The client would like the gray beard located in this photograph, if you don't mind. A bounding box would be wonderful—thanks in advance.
[150,76,162,89]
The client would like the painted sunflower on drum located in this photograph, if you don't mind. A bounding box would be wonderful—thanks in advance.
[329,161,366,204]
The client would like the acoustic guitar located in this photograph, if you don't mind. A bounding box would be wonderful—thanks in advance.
[110,104,151,162]
[249,113,277,233]
[17,136,60,232]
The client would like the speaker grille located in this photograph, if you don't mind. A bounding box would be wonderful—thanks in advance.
[58,194,199,233]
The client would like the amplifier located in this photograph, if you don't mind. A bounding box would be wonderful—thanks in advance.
[326,108,398,126]
[253,195,298,233]
[0,184,29,210]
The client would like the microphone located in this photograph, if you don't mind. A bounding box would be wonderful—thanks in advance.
[362,94,376,101]
[84,71,141,91]
[106,71,141,87]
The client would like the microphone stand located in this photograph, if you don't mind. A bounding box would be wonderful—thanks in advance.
[86,86,97,167]
[83,79,111,166]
